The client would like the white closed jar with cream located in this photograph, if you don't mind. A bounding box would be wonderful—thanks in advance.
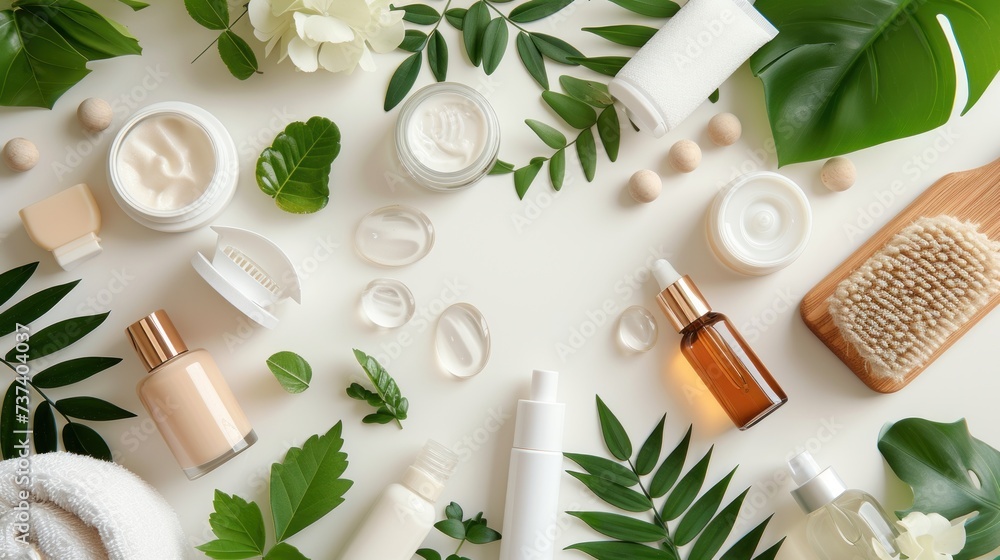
[108,101,238,232]
[395,83,500,192]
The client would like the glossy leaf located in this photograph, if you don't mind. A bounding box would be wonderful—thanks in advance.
[514,157,545,199]
[566,541,674,559]
[709,89,720,103]
[564,452,639,487]
[0,262,36,308]
[256,117,341,213]
[752,538,786,560]
[751,0,1000,165]
[0,8,87,108]
[688,489,750,559]
[661,446,713,520]
[62,422,111,461]
[435,518,466,540]
[567,511,666,542]
[270,422,354,541]
[196,491,266,559]
[675,468,737,546]
[393,3,439,25]
[597,106,621,162]
[530,33,582,65]
[32,357,122,389]
[444,7,466,29]
[509,0,574,23]
[416,550,442,560]
[263,543,309,560]
[576,128,597,182]
[400,29,428,52]
[427,30,448,82]
[568,56,627,77]
[549,149,566,191]
[607,0,679,17]
[583,25,657,47]
[185,0,228,30]
[218,31,259,80]
[445,502,464,520]
[0,280,80,337]
[346,382,382,407]
[5,312,109,362]
[543,91,597,129]
[559,76,612,107]
[1,383,18,460]
[635,414,665,476]
[720,515,773,560]
[516,32,547,89]
[352,349,408,427]
[650,424,691,498]
[463,2,490,66]
[595,396,631,461]
[384,52,422,111]
[526,119,567,149]
[490,159,515,175]
[481,18,508,75]
[266,351,312,394]
[879,418,1000,559]
[117,0,149,8]
[466,523,501,544]
[33,401,57,454]
[14,1,142,62]
[56,397,135,421]
[567,472,652,512]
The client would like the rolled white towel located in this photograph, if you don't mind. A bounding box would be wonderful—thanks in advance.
[0,452,187,559]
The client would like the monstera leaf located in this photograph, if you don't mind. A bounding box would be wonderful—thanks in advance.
[751,0,1000,166]
[879,418,1000,560]
[0,0,143,108]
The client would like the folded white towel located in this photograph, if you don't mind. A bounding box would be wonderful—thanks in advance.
[0,452,187,560]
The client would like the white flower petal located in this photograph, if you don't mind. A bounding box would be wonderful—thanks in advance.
[287,36,320,71]
[873,538,899,560]
[363,14,404,53]
[356,44,376,72]
[306,0,370,26]
[301,14,355,44]
[317,40,363,73]
[934,514,974,554]
[249,0,286,37]
[897,531,925,558]
[270,0,303,17]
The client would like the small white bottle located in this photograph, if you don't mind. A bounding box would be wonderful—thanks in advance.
[789,451,900,560]
[337,440,459,560]
[500,370,566,560]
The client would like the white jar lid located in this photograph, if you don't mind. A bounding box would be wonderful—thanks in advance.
[707,172,811,276]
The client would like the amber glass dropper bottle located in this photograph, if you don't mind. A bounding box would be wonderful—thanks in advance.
[652,259,787,429]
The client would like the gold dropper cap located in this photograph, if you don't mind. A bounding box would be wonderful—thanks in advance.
[652,259,712,332]
[126,309,188,372]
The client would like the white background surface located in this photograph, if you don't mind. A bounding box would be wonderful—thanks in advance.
[2,1,1000,558]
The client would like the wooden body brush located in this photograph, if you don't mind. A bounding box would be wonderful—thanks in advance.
[801,158,1000,393]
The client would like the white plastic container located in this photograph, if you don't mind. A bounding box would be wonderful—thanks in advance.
[706,172,811,276]
[500,370,566,560]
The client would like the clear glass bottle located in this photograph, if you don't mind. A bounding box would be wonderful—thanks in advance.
[789,451,900,560]
[652,259,787,429]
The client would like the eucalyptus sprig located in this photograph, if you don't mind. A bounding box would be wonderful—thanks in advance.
[416,502,502,560]
[185,0,261,80]
[346,349,409,428]
[565,396,785,560]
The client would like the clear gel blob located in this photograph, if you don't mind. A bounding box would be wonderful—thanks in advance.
[618,306,658,352]
[355,205,435,267]
[435,303,490,378]
[361,279,415,328]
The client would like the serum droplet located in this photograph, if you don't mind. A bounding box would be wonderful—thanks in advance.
[361,278,415,328]
[435,303,490,378]
[355,205,435,267]
[618,306,658,352]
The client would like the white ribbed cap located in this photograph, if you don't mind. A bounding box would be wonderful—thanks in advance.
[788,451,847,513]
[513,370,565,453]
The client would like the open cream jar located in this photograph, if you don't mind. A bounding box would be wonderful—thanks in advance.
[108,102,238,232]
[395,83,501,192]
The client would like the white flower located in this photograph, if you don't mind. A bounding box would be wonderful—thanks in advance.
[873,512,975,560]
[248,0,404,73]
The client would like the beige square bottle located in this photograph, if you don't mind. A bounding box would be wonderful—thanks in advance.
[18,183,103,270]
[126,309,256,479]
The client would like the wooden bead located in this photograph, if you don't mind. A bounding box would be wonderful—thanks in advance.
[628,169,661,203]
[821,157,856,192]
[668,140,701,173]
[78,98,113,132]
[707,113,742,146]
[3,138,39,172]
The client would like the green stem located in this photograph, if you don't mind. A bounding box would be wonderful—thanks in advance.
[408,0,453,54]
[483,0,530,33]
[454,539,466,555]
[627,458,680,557]
[192,6,250,64]
[2,359,73,424]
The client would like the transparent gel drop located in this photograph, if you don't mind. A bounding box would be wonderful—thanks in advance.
[361,278,415,328]
[355,205,435,267]
[435,303,490,378]
[618,306,658,352]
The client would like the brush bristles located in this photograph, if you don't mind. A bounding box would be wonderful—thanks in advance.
[828,215,1000,382]
[223,245,281,295]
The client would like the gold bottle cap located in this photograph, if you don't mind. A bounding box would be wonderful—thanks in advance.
[656,275,712,332]
[126,309,188,372]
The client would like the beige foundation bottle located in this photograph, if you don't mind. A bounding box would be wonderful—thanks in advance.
[126,309,256,479]
[18,183,103,270]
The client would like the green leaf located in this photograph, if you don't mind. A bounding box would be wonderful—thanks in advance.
[0,280,80,337]
[16,1,142,61]
[393,3,440,25]
[567,472,651,512]
[416,550,442,560]
[266,351,312,394]
[218,31,259,80]
[751,538,785,560]
[564,454,638,487]
[526,119,567,149]
[720,515,773,560]
[543,91,597,129]
[650,425,691,498]
[516,32,547,89]
[62,422,111,461]
[567,511,666,542]
[661,445,713,520]
[55,397,135,421]
[509,0,574,23]
[435,518,466,540]
[481,18,508,75]
[583,25,657,47]
[559,76,612,107]
[568,56,628,77]
[0,8,88,109]
[549,149,566,191]
[688,489,750,559]
[427,30,448,82]
[595,396,631,461]
[490,159,515,175]
[878,418,1000,559]
[463,2,490,66]
[346,382,382,407]
[514,158,545,199]
[607,0,679,17]
[466,523,501,544]
[196,491,265,559]
[270,422,354,541]
[400,29,428,52]
[256,116,341,213]
[352,349,408,427]
[597,106,620,162]
[565,541,674,559]
[116,0,149,8]
[0,262,37,308]
[33,401,57,453]
[635,414,664,476]
[384,52,422,111]
[444,7,466,29]
[185,0,228,30]
[675,468,737,546]
[32,357,122,389]
[1,383,19,460]
[751,0,1000,166]
[263,543,309,560]
[576,128,597,182]
[530,33,582,65]
[5,312,109,362]
[709,89,720,103]
[363,412,395,424]
[445,502,464,520]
